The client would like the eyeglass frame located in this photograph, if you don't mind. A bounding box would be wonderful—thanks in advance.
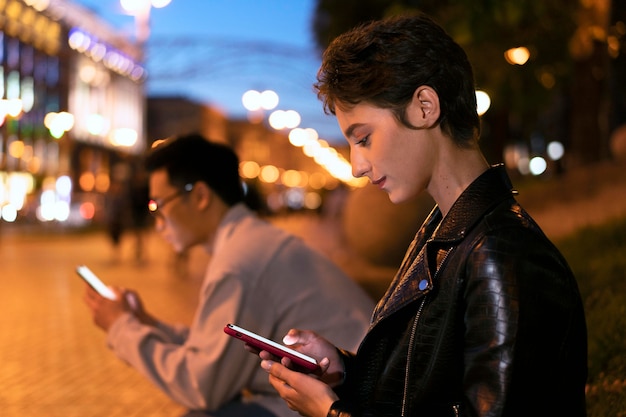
[148,183,194,218]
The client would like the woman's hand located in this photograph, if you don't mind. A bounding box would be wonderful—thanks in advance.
[261,359,338,417]
[257,329,345,416]
[277,329,344,386]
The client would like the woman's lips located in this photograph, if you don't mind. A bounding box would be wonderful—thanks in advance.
[372,176,386,189]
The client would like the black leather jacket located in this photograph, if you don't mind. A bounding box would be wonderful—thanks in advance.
[329,165,587,417]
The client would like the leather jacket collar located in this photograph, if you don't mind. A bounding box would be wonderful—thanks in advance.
[372,164,516,323]
[434,164,516,243]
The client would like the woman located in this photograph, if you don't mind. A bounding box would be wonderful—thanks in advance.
[257,13,588,417]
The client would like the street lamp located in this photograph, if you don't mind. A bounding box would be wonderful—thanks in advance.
[116,0,172,151]
[475,90,491,116]
[242,89,279,111]
[242,89,280,125]
[120,0,172,48]
[268,109,301,130]
[504,46,530,65]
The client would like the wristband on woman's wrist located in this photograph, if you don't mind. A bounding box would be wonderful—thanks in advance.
[327,399,349,417]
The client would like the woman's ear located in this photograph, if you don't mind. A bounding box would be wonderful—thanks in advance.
[406,86,440,128]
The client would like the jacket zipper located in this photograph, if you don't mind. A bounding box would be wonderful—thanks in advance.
[402,296,426,416]
[401,248,453,416]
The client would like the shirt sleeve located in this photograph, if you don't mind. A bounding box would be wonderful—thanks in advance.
[152,320,189,344]
[106,273,261,410]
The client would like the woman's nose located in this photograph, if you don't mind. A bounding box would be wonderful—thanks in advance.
[350,151,368,178]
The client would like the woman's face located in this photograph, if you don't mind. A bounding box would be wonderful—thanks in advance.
[336,102,435,204]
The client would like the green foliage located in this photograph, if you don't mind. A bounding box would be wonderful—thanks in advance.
[556,217,626,416]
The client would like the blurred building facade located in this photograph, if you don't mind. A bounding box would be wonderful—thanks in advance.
[0,0,145,226]
[147,96,229,145]
[0,0,356,228]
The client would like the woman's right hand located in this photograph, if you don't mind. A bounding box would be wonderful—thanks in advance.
[277,329,344,386]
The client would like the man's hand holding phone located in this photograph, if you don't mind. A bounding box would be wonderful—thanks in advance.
[78,265,133,330]
[76,265,117,300]
[83,281,127,331]
[78,265,158,331]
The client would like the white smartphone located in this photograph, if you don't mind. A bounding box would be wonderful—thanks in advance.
[76,265,117,300]
[224,323,320,373]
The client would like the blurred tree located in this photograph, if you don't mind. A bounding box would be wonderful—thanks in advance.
[568,0,612,165]
[312,0,620,169]
[607,0,626,158]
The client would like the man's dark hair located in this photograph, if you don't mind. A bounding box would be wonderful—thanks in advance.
[145,133,244,206]
[314,13,480,146]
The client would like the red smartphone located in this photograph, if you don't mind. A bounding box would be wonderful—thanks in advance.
[224,323,320,373]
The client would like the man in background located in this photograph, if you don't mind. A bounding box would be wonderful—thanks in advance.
[83,133,374,417]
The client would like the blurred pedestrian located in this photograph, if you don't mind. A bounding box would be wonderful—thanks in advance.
[128,165,151,264]
[104,173,130,263]
[257,13,588,417]
[82,133,375,417]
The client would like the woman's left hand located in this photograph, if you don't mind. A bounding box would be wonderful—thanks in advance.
[261,359,338,417]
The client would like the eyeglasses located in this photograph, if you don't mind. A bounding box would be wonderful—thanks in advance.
[148,183,194,217]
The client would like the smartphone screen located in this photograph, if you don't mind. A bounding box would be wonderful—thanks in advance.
[76,265,117,300]
[224,323,320,373]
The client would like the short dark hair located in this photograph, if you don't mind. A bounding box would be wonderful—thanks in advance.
[145,133,244,206]
[314,13,480,146]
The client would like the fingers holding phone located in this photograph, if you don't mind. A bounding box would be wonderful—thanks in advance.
[122,290,159,326]
[78,265,130,331]
[261,359,339,417]
[279,329,346,386]
[224,324,321,373]
[83,284,127,331]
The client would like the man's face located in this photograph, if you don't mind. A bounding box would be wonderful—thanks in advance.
[148,169,199,253]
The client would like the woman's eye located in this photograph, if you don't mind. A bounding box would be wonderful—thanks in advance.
[355,135,370,146]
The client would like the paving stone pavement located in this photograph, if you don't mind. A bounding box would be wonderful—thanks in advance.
[0,216,384,417]
[0,227,207,417]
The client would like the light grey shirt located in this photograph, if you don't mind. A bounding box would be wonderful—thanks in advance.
[107,204,374,416]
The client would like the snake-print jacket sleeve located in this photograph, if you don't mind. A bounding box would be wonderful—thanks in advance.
[328,165,588,417]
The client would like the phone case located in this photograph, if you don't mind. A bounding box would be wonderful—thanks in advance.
[224,324,320,373]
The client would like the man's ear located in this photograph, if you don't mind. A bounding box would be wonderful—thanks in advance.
[406,86,440,128]
[192,181,213,210]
